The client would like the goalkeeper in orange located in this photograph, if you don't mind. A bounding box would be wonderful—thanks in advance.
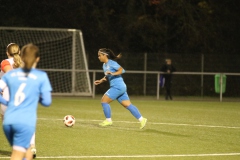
[94,48,147,129]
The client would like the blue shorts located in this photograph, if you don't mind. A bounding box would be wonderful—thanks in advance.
[105,86,130,103]
[3,124,35,149]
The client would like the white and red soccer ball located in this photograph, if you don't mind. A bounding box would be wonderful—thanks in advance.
[63,115,75,127]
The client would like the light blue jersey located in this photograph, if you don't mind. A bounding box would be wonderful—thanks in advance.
[103,59,126,88]
[1,68,52,128]
[103,60,130,101]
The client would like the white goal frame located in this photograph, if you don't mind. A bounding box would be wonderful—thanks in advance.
[0,27,92,96]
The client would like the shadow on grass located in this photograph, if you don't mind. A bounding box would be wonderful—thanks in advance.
[0,150,11,156]
[79,122,190,137]
[143,129,190,137]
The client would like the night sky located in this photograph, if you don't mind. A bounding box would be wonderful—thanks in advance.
[1,0,239,56]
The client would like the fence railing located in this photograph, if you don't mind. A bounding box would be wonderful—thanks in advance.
[42,69,240,101]
[89,70,240,102]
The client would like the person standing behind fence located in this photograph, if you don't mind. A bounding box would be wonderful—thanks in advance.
[0,43,52,160]
[94,48,147,129]
[160,59,176,100]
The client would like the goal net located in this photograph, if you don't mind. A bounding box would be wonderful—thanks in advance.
[0,27,92,96]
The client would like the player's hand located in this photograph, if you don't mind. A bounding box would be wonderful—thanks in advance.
[105,71,116,75]
[94,76,107,85]
[105,71,112,75]
[94,80,102,85]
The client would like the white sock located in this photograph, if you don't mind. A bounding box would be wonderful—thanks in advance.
[138,116,143,122]
[106,118,112,122]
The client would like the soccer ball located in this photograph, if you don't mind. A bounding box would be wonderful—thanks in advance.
[63,115,75,127]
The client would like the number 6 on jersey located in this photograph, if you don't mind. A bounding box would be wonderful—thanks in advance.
[14,83,26,106]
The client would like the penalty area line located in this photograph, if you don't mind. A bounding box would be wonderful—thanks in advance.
[1,153,240,159]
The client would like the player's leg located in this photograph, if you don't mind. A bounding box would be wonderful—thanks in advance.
[30,133,36,159]
[3,125,27,160]
[0,104,7,121]
[11,147,34,160]
[99,88,115,126]
[10,125,35,160]
[118,93,147,129]
[1,87,9,121]
[0,113,3,122]
[99,87,123,126]
[25,147,34,160]
[99,94,113,126]
[11,149,25,160]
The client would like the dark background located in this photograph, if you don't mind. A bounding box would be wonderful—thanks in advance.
[0,0,239,97]
[1,0,239,57]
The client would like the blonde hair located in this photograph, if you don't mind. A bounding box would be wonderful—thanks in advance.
[21,43,39,70]
[6,43,22,68]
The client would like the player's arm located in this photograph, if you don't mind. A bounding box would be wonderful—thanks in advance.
[105,67,125,76]
[94,76,107,85]
[0,92,8,106]
[39,91,52,107]
[1,60,12,73]
[3,65,12,73]
[39,73,52,107]
[0,80,8,106]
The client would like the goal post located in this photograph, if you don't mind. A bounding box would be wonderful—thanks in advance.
[0,27,92,96]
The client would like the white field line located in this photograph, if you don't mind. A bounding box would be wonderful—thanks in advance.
[1,153,240,159]
[38,118,240,129]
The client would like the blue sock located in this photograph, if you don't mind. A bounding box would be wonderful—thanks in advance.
[101,103,111,118]
[126,104,141,119]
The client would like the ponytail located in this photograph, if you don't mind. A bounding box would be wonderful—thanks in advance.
[13,54,22,68]
[6,43,22,68]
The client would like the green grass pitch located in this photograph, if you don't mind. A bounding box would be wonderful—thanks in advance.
[0,97,240,160]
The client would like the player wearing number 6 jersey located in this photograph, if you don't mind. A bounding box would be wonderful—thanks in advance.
[0,43,52,160]
[0,43,36,159]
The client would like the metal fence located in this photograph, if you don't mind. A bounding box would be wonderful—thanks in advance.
[89,70,240,102]
[87,52,240,101]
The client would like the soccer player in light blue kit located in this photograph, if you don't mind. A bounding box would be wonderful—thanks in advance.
[94,48,147,129]
[0,43,52,160]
